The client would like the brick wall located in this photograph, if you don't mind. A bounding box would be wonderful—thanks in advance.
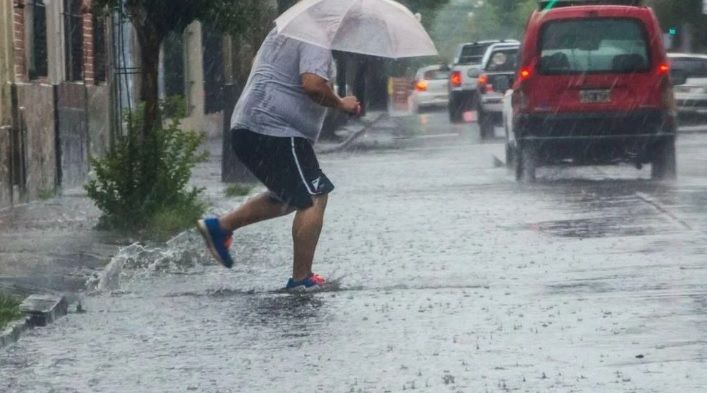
[12,0,103,85]
[82,10,94,84]
[4,0,112,207]
[13,0,26,81]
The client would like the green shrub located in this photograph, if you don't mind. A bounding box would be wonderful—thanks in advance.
[0,293,22,329]
[161,95,188,120]
[85,105,206,238]
[224,183,254,197]
[38,188,57,200]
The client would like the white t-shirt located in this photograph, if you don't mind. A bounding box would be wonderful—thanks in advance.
[230,29,336,143]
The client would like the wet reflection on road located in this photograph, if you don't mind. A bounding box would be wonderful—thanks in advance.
[2,110,707,392]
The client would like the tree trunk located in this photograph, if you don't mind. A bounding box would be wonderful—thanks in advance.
[136,27,163,138]
[131,18,165,194]
[277,0,298,14]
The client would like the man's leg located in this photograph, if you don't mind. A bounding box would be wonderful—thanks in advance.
[291,194,328,281]
[219,192,294,232]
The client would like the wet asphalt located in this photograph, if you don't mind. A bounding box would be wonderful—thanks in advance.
[1,111,707,392]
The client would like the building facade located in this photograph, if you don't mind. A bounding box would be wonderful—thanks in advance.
[0,0,15,207]
[0,0,112,209]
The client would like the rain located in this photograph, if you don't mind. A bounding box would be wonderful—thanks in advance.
[1,0,707,392]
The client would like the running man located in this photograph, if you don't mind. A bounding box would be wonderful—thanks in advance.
[197,28,360,291]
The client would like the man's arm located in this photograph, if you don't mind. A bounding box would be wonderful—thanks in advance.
[301,73,360,114]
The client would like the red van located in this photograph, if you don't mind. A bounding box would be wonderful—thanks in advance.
[505,0,677,181]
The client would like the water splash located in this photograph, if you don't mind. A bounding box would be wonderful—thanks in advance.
[86,230,210,293]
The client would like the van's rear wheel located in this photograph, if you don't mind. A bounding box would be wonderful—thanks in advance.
[505,144,515,170]
[516,142,537,183]
[651,137,677,180]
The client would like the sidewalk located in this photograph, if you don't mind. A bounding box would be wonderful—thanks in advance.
[0,189,124,298]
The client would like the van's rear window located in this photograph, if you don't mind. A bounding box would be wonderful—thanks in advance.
[539,19,650,74]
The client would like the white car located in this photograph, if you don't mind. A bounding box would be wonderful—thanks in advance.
[476,43,520,139]
[668,53,707,117]
[448,40,519,123]
[409,65,450,113]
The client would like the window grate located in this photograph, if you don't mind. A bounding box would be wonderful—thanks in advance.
[93,15,107,82]
[28,0,48,80]
[64,0,83,81]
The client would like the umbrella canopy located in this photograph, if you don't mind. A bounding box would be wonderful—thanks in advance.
[275,0,438,59]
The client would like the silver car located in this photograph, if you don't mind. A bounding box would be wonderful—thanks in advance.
[669,53,707,117]
[409,65,450,113]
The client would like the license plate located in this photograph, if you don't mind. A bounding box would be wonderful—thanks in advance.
[580,89,611,103]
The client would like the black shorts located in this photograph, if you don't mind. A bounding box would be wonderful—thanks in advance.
[231,129,334,209]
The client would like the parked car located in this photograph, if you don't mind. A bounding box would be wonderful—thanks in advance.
[448,40,519,123]
[476,43,520,139]
[505,0,676,182]
[409,65,450,113]
[668,53,707,118]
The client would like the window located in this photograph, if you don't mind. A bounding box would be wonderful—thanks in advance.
[202,25,224,114]
[422,70,450,81]
[162,32,185,97]
[93,15,107,82]
[458,44,493,65]
[64,0,83,81]
[26,0,48,80]
[539,19,650,74]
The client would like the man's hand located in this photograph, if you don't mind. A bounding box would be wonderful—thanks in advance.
[301,73,359,114]
[339,96,361,115]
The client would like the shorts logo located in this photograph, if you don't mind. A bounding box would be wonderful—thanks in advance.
[311,177,321,191]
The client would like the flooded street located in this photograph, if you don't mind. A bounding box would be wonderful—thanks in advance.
[2,112,707,392]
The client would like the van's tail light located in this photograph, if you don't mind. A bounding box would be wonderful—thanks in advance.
[415,80,428,92]
[658,63,670,76]
[518,66,532,81]
[450,71,462,87]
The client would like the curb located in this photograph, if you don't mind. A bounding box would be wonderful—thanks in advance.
[0,317,30,349]
[0,294,68,349]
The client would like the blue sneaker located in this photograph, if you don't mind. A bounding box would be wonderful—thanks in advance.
[196,218,234,268]
[285,273,326,291]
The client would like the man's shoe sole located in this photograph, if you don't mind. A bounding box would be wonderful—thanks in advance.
[196,220,232,268]
[285,285,325,293]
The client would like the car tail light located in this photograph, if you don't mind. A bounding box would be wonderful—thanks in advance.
[415,80,428,92]
[478,74,488,86]
[478,74,495,94]
[658,63,670,75]
[450,71,462,87]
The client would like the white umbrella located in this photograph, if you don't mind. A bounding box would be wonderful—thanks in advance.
[275,0,438,59]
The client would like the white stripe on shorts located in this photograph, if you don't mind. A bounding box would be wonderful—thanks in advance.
[291,137,316,195]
